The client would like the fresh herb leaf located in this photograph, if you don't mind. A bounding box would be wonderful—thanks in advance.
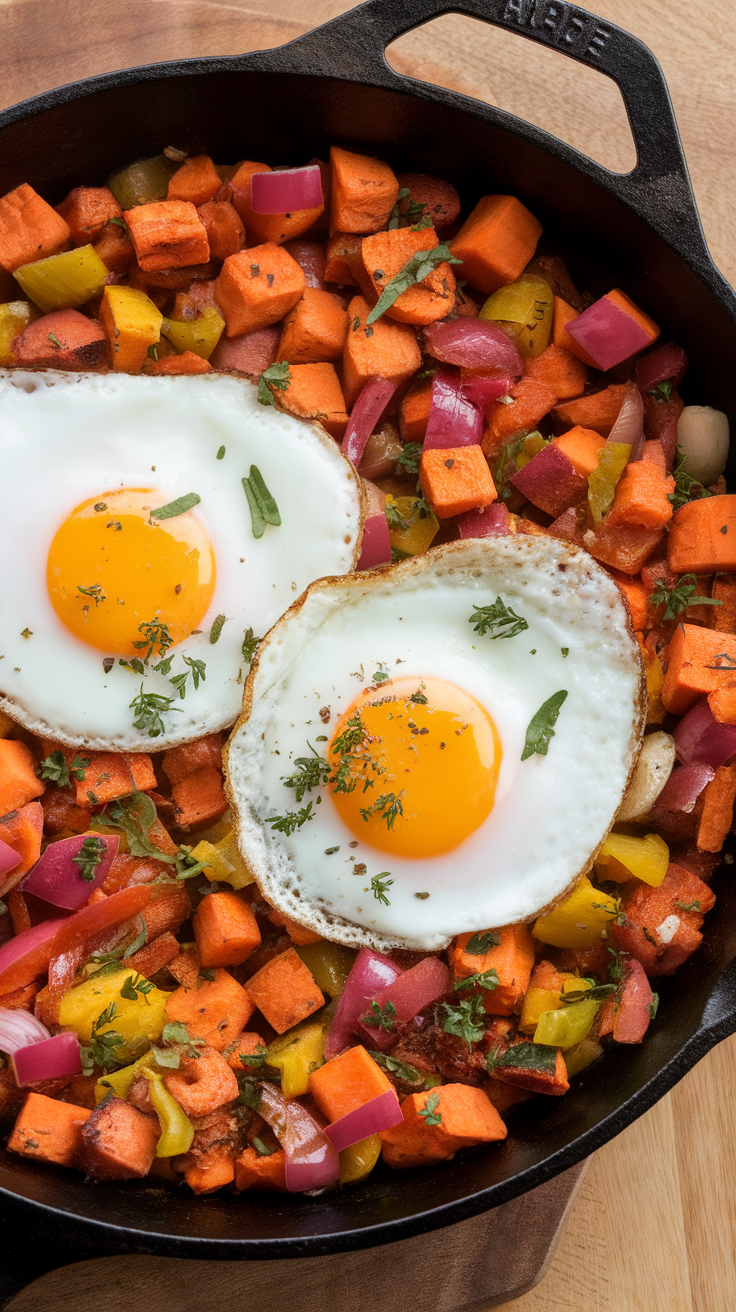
[704,651,736,670]
[281,744,331,801]
[253,1135,279,1157]
[216,445,226,460]
[469,598,529,640]
[360,1000,397,1032]
[147,343,159,362]
[133,617,173,663]
[648,380,673,402]
[668,446,713,511]
[47,331,63,349]
[385,501,410,532]
[409,689,428,705]
[162,1022,204,1052]
[238,1077,262,1110]
[122,925,148,959]
[72,835,105,882]
[257,361,292,407]
[130,684,180,737]
[387,188,426,230]
[648,993,659,1019]
[150,493,201,521]
[562,982,617,1004]
[418,1091,442,1126]
[366,243,462,325]
[360,791,404,831]
[676,899,701,911]
[368,1051,435,1089]
[265,801,316,836]
[441,995,486,1047]
[650,573,722,621]
[120,973,154,1003]
[607,946,625,981]
[37,750,90,787]
[169,655,207,700]
[487,1041,557,1074]
[209,614,226,644]
[454,968,499,994]
[243,465,281,539]
[521,690,568,760]
[493,434,526,503]
[238,1046,268,1070]
[370,872,393,905]
[109,215,132,240]
[396,442,422,475]
[242,627,261,664]
[79,1003,128,1074]
[465,931,502,956]
[412,214,434,231]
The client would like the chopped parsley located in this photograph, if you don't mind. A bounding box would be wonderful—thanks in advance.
[387,188,427,230]
[465,931,501,956]
[648,993,659,1019]
[265,801,316,836]
[648,380,673,402]
[360,1000,397,1032]
[441,994,486,1047]
[133,617,173,663]
[368,1051,437,1090]
[242,627,262,664]
[360,791,404,830]
[396,442,422,475]
[454,968,500,994]
[469,598,529,640]
[253,1136,279,1157]
[243,465,281,539]
[668,446,712,510]
[418,1091,442,1126]
[79,1003,128,1075]
[37,750,90,787]
[521,690,568,760]
[649,573,722,622]
[385,501,410,532]
[169,655,206,699]
[120,973,155,1003]
[72,835,106,882]
[487,1041,557,1075]
[366,244,462,325]
[281,744,331,801]
[257,360,292,407]
[130,684,181,737]
[676,899,702,911]
[77,583,106,606]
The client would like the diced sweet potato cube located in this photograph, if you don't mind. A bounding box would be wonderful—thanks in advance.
[12,308,107,370]
[0,739,45,815]
[0,801,43,881]
[697,764,736,853]
[194,890,261,968]
[197,200,245,261]
[613,862,715,976]
[380,1084,506,1169]
[215,243,305,337]
[227,1030,268,1071]
[525,343,587,400]
[235,1145,287,1191]
[278,288,349,363]
[73,750,155,808]
[79,1094,159,1179]
[668,496,736,574]
[125,200,210,272]
[420,445,497,519]
[268,907,322,946]
[553,426,606,477]
[167,155,221,207]
[209,324,280,376]
[361,226,456,325]
[8,1092,90,1167]
[185,1151,235,1194]
[148,351,212,376]
[329,146,399,235]
[163,1046,238,1119]
[661,622,736,714]
[482,378,557,455]
[451,923,535,1015]
[400,376,433,442]
[309,1044,394,1121]
[124,929,180,978]
[272,361,349,439]
[56,185,123,245]
[165,966,255,1051]
[245,947,324,1034]
[449,195,542,295]
[141,881,192,941]
[171,765,227,829]
[343,295,421,407]
[162,733,223,784]
[0,184,71,272]
[553,383,627,437]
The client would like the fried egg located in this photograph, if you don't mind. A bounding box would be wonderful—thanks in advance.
[226,537,645,951]
[0,370,362,749]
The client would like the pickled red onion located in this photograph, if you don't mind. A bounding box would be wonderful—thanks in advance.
[250,165,323,215]
[12,1030,82,1086]
[324,1089,403,1152]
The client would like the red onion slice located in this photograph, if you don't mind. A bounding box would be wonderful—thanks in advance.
[325,948,403,1060]
[460,373,514,409]
[0,839,20,879]
[250,165,323,215]
[673,697,736,770]
[357,514,392,570]
[423,319,523,376]
[0,1005,51,1053]
[324,1089,403,1152]
[354,956,451,1051]
[607,380,644,462]
[342,377,399,468]
[566,296,653,372]
[457,502,511,538]
[634,341,687,393]
[22,833,119,910]
[258,1082,339,1192]
[12,1030,82,1086]
[656,763,715,813]
[423,371,483,450]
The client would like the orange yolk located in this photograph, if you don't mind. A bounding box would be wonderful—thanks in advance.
[328,676,501,858]
[47,489,216,655]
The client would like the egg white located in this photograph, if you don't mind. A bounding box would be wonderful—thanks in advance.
[0,370,362,749]
[226,537,645,951]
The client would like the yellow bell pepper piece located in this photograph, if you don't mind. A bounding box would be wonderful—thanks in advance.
[162,307,225,361]
[108,154,179,209]
[94,1049,157,1104]
[296,941,356,996]
[534,997,599,1050]
[519,987,562,1034]
[596,831,669,887]
[100,285,163,373]
[14,245,109,315]
[479,274,553,360]
[141,1067,195,1156]
[339,1133,382,1185]
[564,1035,603,1078]
[515,431,547,470]
[0,300,38,364]
[267,1018,328,1097]
[588,443,631,523]
[386,495,439,559]
[58,968,168,1048]
[643,647,666,725]
[190,830,254,890]
[533,876,618,949]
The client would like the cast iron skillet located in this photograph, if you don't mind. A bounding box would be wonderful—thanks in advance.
[0,0,735,1262]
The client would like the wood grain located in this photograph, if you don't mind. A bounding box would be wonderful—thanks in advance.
[1,1,735,1307]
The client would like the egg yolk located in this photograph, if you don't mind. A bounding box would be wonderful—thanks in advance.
[47,489,216,656]
[328,676,501,858]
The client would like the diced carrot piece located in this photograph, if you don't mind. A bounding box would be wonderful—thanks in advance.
[395,172,461,233]
[668,496,736,574]
[171,765,227,829]
[343,295,421,407]
[8,1092,90,1167]
[163,733,223,785]
[7,888,30,934]
[449,195,542,295]
[0,801,43,881]
[482,378,557,455]
[613,862,714,975]
[607,459,675,529]
[553,383,627,437]
[708,574,736,632]
[164,1046,239,1119]
[194,890,261,968]
[235,1145,287,1191]
[149,351,213,375]
[227,1030,267,1071]
[12,308,107,370]
[196,200,245,261]
[268,907,322,947]
[0,740,45,815]
[165,966,255,1050]
[185,1149,235,1194]
[451,924,535,1015]
[141,881,192,941]
[215,243,305,337]
[245,947,324,1034]
[229,161,325,245]
[608,569,649,630]
[549,507,664,576]
[124,200,210,271]
[278,288,349,364]
[662,622,736,714]
[79,1094,159,1179]
[324,231,364,286]
[270,361,349,439]
[0,184,71,272]
[525,342,587,399]
[697,764,736,852]
[552,425,606,477]
[380,1084,506,1169]
[552,295,599,367]
[56,185,123,245]
[41,785,89,836]
[309,1044,394,1121]
[361,226,456,325]
[400,376,433,442]
[329,146,399,235]
[420,445,497,519]
[124,930,180,978]
[167,155,221,207]
[92,220,135,273]
[167,944,202,989]
[71,750,155,808]
[708,683,736,723]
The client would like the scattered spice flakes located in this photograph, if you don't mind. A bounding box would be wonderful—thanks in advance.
[353,863,367,876]
[415,892,430,900]
[20,628,32,639]
[102,657,114,673]
[319,707,331,723]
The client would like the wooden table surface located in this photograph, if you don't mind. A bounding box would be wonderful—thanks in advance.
[3,1,736,1307]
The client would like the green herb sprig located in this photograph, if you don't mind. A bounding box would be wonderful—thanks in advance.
[366,244,462,325]
[469,598,529,640]
[521,690,568,760]
[243,465,281,539]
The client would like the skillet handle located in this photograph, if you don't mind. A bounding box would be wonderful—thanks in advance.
[290,0,709,263]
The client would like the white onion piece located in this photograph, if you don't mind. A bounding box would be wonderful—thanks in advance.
[677,406,729,485]
[0,1005,51,1054]
[617,731,676,821]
